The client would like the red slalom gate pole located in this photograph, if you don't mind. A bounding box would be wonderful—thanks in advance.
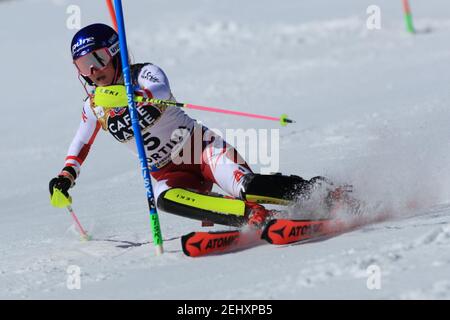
[106,0,118,31]
[402,0,415,34]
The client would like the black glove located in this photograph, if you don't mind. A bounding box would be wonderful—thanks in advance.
[49,166,77,198]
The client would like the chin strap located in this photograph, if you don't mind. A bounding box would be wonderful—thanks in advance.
[110,55,122,85]
[78,73,94,96]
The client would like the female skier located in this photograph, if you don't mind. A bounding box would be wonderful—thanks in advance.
[49,23,342,228]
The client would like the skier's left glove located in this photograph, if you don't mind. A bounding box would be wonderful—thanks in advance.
[49,166,77,207]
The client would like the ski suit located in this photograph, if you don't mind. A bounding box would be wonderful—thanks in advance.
[62,63,314,226]
[64,63,251,201]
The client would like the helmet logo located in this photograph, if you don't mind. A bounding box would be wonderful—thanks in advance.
[108,34,118,45]
[108,42,120,56]
[72,37,95,54]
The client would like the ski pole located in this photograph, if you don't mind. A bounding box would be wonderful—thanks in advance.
[67,205,91,241]
[94,85,295,126]
[50,188,91,241]
[402,0,415,34]
[113,0,164,256]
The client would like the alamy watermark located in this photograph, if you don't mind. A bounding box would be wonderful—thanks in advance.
[155,125,280,174]
[66,265,81,290]
[66,4,81,30]
[366,5,381,30]
[366,264,381,290]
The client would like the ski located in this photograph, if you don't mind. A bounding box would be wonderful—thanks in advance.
[181,218,345,256]
[261,210,395,246]
[260,218,340,245]
[181,229,262,257]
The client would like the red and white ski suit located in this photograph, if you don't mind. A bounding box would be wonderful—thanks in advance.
[64,63,252,201]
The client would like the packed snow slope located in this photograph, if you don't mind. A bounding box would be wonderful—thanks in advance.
[1,0,450,299]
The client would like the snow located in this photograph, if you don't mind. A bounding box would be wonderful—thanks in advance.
[1,0,450,299]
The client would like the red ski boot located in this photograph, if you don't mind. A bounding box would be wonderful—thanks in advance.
[325,184,363,216]
[245,202,272,228]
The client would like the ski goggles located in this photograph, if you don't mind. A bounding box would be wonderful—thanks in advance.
[73,45,118,77]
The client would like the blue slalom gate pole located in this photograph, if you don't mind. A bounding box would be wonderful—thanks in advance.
[113,0,163,255]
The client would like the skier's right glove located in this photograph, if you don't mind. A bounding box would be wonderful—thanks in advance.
[49,166,77,207]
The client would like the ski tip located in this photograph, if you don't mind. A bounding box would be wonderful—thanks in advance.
[181,232,196,257]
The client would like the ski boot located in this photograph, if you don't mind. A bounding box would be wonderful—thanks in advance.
[296,176,361,218]
[319,181,362,217]
[240,173,313,205]
[245,202,273,228]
